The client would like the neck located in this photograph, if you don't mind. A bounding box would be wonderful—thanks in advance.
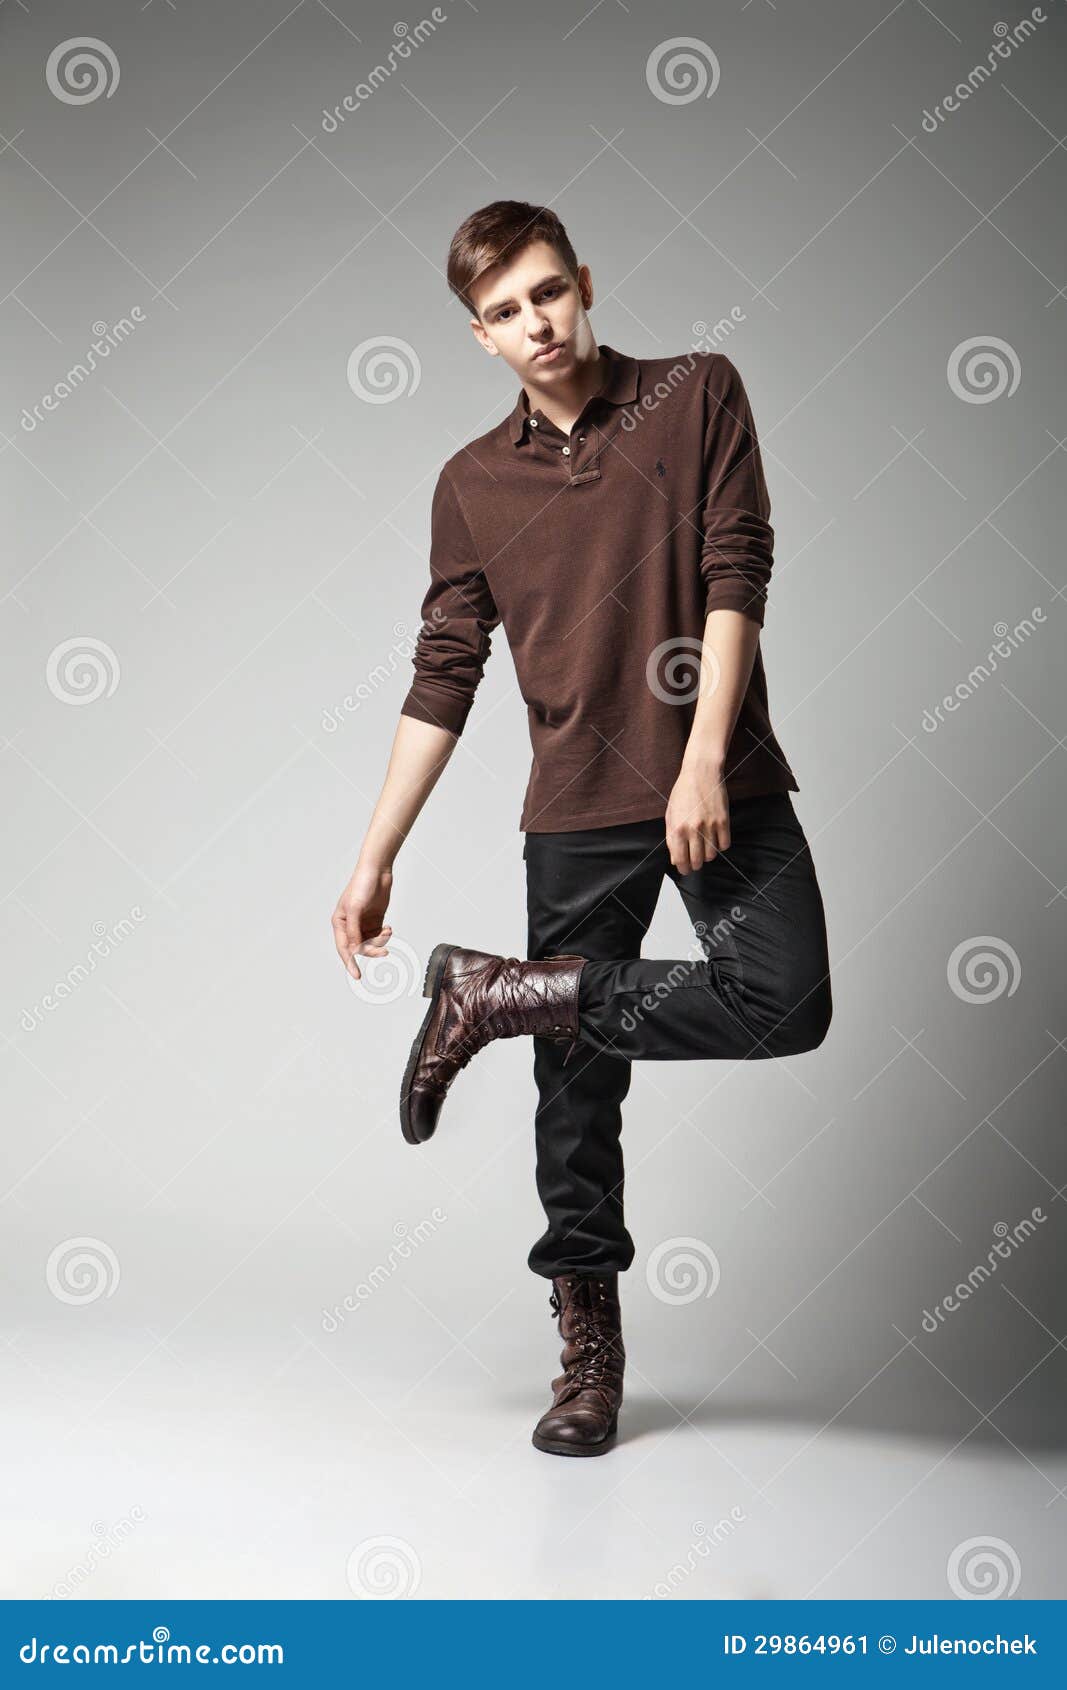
[525,343,608,435]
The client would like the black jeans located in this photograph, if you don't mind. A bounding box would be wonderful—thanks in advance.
[523,792,832,1279]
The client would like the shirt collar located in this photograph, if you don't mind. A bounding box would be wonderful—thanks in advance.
[507,343,639,445]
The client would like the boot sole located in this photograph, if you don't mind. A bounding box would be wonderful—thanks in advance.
[531,1414,619,1457]
[398,942,459,1145]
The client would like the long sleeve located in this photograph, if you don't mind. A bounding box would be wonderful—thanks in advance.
[699,355,775,627]
[399,467,501,737]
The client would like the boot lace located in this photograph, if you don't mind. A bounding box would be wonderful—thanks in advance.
[447,961,533,1070]
[549,1282,624,1405]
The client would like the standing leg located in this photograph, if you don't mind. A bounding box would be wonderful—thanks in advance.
[524,819,668,1279]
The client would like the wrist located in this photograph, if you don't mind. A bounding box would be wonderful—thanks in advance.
[356,847,397,876]
[681,746,727,777]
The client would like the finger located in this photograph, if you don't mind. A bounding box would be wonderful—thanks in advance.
[338,910,365,977]
[695,827,716,870]
[332,909,357,971]
[347,924,396,976]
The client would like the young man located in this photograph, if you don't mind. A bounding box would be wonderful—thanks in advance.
[333,201,832,1458]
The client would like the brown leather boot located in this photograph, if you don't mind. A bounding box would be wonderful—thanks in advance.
[532,1271,625,1457]
[399,943,586,1145]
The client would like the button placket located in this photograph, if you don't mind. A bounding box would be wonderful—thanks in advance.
[526,409,603,482]
[568,420,602,484]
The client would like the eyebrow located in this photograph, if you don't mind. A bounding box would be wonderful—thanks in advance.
[482,273,570,319]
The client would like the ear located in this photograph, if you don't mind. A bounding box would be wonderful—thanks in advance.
[470,318,497,355]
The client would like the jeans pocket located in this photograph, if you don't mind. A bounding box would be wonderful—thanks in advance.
[711,955,744,1001]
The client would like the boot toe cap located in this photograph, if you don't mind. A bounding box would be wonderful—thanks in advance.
[538,1413,603,1444]
[402,1086,442,1144]
[532,1402,615,1452]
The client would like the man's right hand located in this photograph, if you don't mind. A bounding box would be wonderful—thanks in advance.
[334,714,460,981]
[332,861,394,982]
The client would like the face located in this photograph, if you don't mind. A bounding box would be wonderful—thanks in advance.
[469,238,596,382]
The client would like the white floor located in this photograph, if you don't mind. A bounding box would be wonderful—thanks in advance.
[3,1329,1063,1601]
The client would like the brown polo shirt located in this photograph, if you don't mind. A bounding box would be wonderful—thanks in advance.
[399,343,799,832]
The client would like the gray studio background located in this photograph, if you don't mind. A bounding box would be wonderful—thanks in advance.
[2,0,1064,1601]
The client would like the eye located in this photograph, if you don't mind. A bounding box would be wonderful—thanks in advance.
[495,284,564,324]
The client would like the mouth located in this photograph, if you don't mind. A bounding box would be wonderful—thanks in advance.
[533,342,566,364]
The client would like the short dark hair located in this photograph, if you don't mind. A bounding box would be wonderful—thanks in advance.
[446,200,581,318]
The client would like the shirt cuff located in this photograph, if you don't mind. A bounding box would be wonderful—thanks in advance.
[399,688,473,737]
[704,577,767,626]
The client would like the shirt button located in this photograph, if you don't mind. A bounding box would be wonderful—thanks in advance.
[562,446,571,456]
[530,418,538,428]
[578,434,586,442]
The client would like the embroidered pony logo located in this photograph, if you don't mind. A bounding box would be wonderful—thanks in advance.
[655,458,667,477]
